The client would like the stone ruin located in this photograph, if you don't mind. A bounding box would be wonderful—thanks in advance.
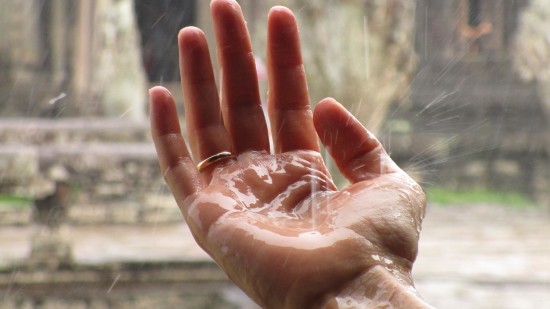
[382,0,550,209]
[0,119,178,226]
[0,120,256,308]
[0,119,180,270]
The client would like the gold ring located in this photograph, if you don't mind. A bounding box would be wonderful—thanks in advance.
[196,151,235,172]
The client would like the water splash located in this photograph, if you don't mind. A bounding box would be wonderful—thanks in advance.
[310,160,320,229]
[107,273,121,293]
[48,93,67,105]
[118,107,135,118]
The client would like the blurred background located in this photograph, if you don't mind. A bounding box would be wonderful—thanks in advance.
[0,0,549,308]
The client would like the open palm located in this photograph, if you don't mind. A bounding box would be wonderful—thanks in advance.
[149,1,427,308]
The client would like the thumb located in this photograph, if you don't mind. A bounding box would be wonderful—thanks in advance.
[313,98,402,183]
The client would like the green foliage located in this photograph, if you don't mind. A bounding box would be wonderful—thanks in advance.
[0,194,32,208]
[427,187,534,207]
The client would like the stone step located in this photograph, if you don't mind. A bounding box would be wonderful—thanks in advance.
[1,143,160,195]
[0,118,154,145]
[0,143,180,226]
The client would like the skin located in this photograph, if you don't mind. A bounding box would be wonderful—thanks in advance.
[149,0,433,308]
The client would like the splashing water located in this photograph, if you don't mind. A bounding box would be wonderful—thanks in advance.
[107,274,121,293]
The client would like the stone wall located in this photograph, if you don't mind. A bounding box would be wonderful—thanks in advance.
[0,119,180,226]
[384,62,550,204]
[512,0,550,120]
[0,262,256,309]
[381,0,550,205]
[0,0,147,118]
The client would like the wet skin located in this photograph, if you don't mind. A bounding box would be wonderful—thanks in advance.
[149,0,431,308]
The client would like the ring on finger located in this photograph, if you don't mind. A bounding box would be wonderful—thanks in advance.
[196,151,236,172]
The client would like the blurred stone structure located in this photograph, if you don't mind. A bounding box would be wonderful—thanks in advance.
[0,119,179,226]
[511,0,550,207]
[386,0,550,206]
[297,0,417,134]
[0,0,147,118]
[0,261,251,309]
[0,0,418,125]
[29,179,73,270]
[224,0,418,135]
[513,0,550,119]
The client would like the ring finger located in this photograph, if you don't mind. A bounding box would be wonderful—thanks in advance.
[178,27,233,178]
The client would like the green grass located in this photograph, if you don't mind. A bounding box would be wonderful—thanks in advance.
[0,194,32,208]
[427,187,534,207]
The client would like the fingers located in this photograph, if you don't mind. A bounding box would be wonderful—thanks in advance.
[178,27,233,170]
[313,98,402,183]
[267,7,319,153]
[210,0,270,153]
[149,87,204,202]
[150,87,231,242]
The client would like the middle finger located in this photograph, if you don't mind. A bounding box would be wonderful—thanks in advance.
[211,0,270,154]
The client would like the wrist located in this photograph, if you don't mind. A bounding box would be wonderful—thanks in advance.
[323,265,433,309]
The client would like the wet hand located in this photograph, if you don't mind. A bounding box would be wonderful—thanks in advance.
[149,1,429,308]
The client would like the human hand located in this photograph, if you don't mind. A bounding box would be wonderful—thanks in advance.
[149,1,430,308]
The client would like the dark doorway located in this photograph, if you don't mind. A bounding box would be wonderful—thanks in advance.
[468,0,482,27]
[134,0,197,82]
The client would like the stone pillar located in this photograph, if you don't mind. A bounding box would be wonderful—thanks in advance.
[512,0,550,120]
[72,0,96,116]
[512,0,550,191]
[50,0,70,91]
[0,1,19,80]
[72,0,147,119]
[0,0,43,116]
[533,156,550,211]
[8,0,42,79]
[93,0,147,119]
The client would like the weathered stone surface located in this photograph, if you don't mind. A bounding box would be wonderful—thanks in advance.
[41,299,87,309]
[140,195,182,224]
[242,0,417,135]
[0,0,45,117]
[415,205,550,309]
[0,299,33,309]
[0,146,39,198]
[0,119,177,226]
[0,0,147,118]
[0,262,254,309]
[296,0,417,134]
[394,0,550,200]
[27,226,73,270]
[67,205,109,225]
[1,205,548,308]
[0,208,31,226]
[513,0,550,121]
[0,119,151,145]
[533,158,550,210]
[92,0,147,119]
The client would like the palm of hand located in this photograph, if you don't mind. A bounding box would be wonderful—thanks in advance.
[184,150,425,308]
